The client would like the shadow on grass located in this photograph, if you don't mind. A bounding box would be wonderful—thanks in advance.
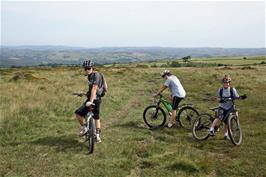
[113,121,147,131]
[30,135,83,153]
[167,161,199,173]
[186,135,233,154]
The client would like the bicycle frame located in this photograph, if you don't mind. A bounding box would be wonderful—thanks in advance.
[210,105,238,130]
[85,112,94,124]
[156,94,195,113]
[144,94,199,129]
[73,92,96,153]
[159,96,172,112]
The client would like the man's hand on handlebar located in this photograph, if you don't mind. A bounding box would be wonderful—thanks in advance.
[85,101,94,107]
[240,94,247,100]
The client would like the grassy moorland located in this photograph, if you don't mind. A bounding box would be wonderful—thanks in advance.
[0,58,266,177]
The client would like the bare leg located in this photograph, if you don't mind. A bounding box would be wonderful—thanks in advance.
[210,118,220,130]
[95,119,102,142]
[95,119,101,129]
[76,114,85,126]
[224,124,228,135]
[171,110,177,123]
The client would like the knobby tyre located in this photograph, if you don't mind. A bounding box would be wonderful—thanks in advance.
[143,105,166,129]
[87,117,95,153]
[177,106,199,130]
[192,113,213,140]
[228,115,242,146]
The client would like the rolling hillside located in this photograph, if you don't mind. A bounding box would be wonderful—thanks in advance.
[1,46,265,67]
[1,58,266,177]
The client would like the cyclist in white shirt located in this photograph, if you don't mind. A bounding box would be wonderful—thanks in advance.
[155,70,186,128]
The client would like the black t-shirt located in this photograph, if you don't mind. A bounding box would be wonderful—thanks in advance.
[86,72,102,100]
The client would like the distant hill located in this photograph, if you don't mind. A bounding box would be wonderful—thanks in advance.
[0,46,265,67]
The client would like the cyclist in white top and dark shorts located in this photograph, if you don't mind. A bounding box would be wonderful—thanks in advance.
[155,70,186,128]
[208,75,246,140]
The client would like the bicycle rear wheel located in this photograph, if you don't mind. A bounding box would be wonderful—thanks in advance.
[228,115,242,146]
[177,106,199,130]
[192,113,213,140]
[87,117,95,153]
[143,105,166,129]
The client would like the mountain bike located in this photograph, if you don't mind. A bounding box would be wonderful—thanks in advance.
[143,94,199,129]
[192,95,246,146]
[73,92,96,153]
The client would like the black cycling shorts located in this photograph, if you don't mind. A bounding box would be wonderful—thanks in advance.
[172,96,183,110]
[215,106,234,121]
[75,99,101,119]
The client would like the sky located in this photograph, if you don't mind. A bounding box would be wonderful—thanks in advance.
[1,1,265,48]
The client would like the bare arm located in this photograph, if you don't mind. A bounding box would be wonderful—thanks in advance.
[90,84,98,102]
[156,85,168,95]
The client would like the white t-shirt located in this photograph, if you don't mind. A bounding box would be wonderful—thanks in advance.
[217,87,239,110]
[164,75,186,98]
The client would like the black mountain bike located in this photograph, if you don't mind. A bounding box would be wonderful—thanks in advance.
[143,94,199,129]
[73,93,96,153]
[192,95,246,146]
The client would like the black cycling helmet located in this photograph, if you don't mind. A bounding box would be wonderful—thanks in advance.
[82,60,94,68]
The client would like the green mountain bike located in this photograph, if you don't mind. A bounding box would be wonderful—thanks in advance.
[143,94,199,129]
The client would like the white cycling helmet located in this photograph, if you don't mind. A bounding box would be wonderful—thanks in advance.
[222,75,232,83]
[161,70,171,78]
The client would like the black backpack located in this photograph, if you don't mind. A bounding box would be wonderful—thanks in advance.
[219,87,234,101]
[97,73,108,97]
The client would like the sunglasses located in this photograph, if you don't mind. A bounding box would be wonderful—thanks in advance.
[84,67,92,71]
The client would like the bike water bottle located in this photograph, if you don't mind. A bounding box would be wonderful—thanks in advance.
[165,102,172,112]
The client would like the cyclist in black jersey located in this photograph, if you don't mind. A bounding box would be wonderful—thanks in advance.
[75,60,104,142]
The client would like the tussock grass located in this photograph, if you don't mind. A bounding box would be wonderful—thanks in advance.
[1,63,266,177]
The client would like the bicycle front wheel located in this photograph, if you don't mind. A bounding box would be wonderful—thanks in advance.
[177,106,199,130]
[143,105,166,129]
[228,115,242,146]
[87,117,95,153]
[192,113,213,141]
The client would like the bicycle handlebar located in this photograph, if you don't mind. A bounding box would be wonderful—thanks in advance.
[153,93,163,98]
[72,92,86,97]
[219,94,247,103]
[73,92,96,107]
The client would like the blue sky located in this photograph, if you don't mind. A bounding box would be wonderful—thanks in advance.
[1,1,265,48]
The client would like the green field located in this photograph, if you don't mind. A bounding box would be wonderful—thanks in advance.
[1,58,266,177]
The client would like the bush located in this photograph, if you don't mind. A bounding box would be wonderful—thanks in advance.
[135,64,149,68]
[170,61,181,67]
[241,66,255,70]
[160,64,169,67]
[217,63,226,66]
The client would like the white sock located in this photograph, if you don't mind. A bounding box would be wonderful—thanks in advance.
[224,132,228,137]
[209,127,214,131]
